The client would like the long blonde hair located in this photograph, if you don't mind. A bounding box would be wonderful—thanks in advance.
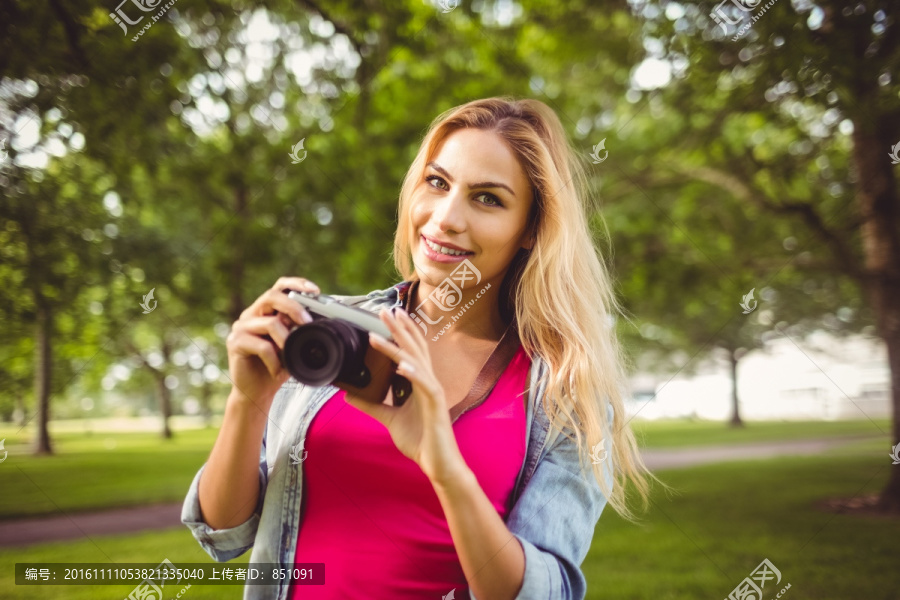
[393,97,657,521]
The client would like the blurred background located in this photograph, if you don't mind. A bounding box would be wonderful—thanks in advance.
[1,0,898,598]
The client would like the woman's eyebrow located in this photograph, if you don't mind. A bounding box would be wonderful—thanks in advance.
[427,161,515,196]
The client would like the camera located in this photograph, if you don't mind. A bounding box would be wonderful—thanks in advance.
[281,291,412,406]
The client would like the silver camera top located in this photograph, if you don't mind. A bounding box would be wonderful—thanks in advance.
[286,291,393,340]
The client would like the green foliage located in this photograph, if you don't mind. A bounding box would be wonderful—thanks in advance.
[0,0,896,442]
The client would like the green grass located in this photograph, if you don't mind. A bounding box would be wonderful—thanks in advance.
[0,428,218,519]
[0,447,896,599]
[0,419,892,519]
[585,446,900,599]
[631,418,890,448]
[0,527,247,600]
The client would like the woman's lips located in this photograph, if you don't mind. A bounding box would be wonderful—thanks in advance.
[420,235,473,263]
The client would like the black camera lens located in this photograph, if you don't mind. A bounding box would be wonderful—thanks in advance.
[300,338,329,370]
[283,320,361,387]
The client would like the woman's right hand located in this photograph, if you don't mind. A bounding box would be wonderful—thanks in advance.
[225,277,320,408]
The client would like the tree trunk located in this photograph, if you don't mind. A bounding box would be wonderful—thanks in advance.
[200,379,213,428]
[33,303,53,455]
[229,186,248,323]
[728,348,744,428]
[14,393,26,427]
[154,374,173,439]
[880,333,900,512]
[851,125,900,513]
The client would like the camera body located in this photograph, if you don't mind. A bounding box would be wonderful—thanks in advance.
[281,291,412,406]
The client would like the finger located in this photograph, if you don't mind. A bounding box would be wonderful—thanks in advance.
[236,316,292,349]
[396,359,443,405]
[234,335,284,379]
[250,289,314,324]
[271,277,320,295]
[379,307,408,344]
[393,308,429,354]
[368,331,406,365]
[240,281,317,322]
[277,312,296,330]
[383,308,428,357]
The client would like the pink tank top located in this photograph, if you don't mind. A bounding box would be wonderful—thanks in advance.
[288,345,530,600]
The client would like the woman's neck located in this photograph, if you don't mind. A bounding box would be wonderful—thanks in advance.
[407,277,507,343]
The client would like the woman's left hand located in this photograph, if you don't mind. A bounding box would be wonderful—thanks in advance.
[343,307,466,486]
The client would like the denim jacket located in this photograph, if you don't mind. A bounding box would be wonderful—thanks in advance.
[182,281,615,600]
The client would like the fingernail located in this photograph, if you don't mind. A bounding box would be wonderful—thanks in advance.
[398,360,414,374]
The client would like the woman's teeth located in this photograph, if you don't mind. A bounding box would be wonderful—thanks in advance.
[425,238,470,256]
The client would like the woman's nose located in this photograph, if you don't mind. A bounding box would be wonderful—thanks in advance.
[432,191,467,233]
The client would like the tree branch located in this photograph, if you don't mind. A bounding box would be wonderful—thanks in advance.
[294,0,364,57]
[124,338,161,376]
[670,163,864,281]
[48,0,88,70]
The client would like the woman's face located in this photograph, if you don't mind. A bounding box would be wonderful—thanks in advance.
[408,127,534,289]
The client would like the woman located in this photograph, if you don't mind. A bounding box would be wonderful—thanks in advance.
[182,97,654,600]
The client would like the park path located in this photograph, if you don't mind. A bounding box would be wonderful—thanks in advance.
[637,435,871,470]
[0,435,873,548]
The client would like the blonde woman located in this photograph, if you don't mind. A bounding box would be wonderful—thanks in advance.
[183,97,654,600]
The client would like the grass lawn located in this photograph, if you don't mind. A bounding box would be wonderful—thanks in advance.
[0,447,897,598]
[0,418,893,520]
[0,527,247,600]
[630,417,890,448]
[584,447,899,599]
[0,428,219,519]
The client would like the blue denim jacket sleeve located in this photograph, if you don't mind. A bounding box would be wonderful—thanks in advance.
[498,404,615,600]
[180,385,290,562]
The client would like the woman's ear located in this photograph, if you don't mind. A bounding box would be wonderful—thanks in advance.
[522,229,536,251]
[522,201,538,251]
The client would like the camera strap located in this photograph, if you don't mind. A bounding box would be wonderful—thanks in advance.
[449,320,522,424]
[400,279,523,422]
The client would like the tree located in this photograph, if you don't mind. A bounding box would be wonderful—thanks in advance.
[0,154,114,453]
[638,0,899,511]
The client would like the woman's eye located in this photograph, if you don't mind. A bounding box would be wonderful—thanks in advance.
[425,176,502,207]
[426,175,448,190]
[476,193,501,207]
